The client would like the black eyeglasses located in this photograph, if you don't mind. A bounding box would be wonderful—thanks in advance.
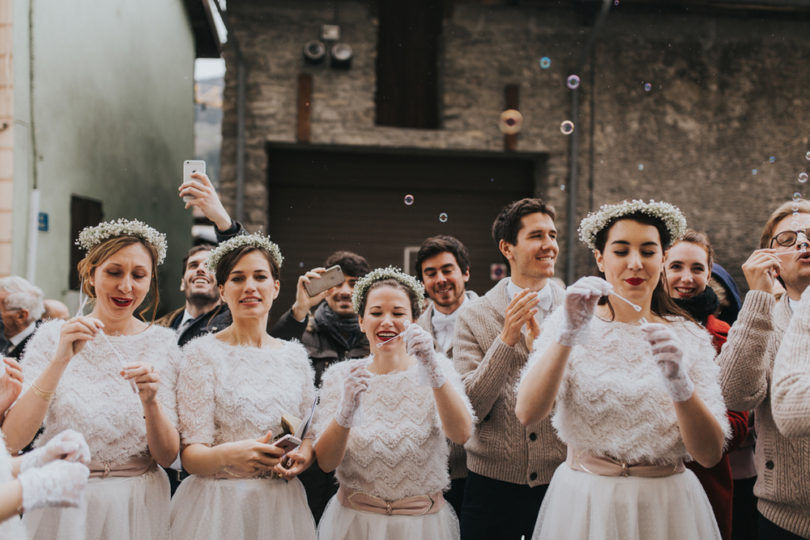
[770,228,810,248]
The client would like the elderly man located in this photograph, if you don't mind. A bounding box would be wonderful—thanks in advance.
[0,276,45,360]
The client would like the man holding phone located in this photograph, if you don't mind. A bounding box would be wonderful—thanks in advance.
[270,250,371,522]
[453,198,566,540]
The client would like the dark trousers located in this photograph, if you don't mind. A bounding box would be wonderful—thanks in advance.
[732,477,758,540]
[460,471,548,540]
[758,513,804,540]
[299,460,338,524]
[446,477,466,518]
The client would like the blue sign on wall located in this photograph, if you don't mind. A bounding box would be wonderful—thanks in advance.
[38,212,48,232]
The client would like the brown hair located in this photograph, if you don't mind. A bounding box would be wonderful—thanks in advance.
[214,246,281,286]
[181,244,213,274]
[593,213,694,322]
[671,229,714,271]
[358,279,424,319]
[324,251,370,278]
[491,198,556,246]
[77,236,160,322]
[759,200,810,249]
[415,235,471,278]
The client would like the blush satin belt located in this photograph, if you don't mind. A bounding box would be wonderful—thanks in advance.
[566,447,685,478]
[337,485,445,516]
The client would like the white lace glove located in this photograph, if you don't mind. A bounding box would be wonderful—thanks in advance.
[335,364,372,428]
[557,276,613,346]
[641,323,695,402]
[18,460,90,512]
[403,323,446,388]
[20,429,91,473]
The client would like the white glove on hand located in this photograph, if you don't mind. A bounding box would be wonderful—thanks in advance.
[335,364,372,428]
[558,276,613,346]
[642,323,695,402]
[20,429,91,473]
[403,323,446,388]
[18,460,90,512]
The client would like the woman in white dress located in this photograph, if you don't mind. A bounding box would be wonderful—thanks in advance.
[515,200,730,540]
[3,218,181,540]
[314,267,474,540]
[0,358,90,539]
[170,233,317,540]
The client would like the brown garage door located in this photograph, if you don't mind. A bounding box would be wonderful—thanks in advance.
[265,143,544,322]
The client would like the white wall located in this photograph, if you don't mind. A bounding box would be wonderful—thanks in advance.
[12,0,196,309]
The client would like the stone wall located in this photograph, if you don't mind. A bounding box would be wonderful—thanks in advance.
[220,0,810,288]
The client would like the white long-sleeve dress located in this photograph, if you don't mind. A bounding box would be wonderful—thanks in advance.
[0,430,26,540]
[313,355,474,540]
[170,334,317,540]
[19,320,180,540]
[522,311,731,540]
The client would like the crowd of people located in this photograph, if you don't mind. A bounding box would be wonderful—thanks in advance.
[0,170,808,540]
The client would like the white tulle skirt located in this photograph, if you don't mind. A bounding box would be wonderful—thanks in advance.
[23,466,170,540]
[317,494,460,540]
[170,475,316,540]
[533,463,721,540]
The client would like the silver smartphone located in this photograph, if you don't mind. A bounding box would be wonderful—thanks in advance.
[304,265,344,297]
[182,160,206,202]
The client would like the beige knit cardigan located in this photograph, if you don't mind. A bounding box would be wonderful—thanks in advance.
[718,290,810,538]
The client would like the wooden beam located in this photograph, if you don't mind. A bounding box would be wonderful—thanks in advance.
[297,73,312,143]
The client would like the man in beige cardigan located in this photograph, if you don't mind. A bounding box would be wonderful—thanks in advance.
[453,198,566,540]
[718,200,810,539]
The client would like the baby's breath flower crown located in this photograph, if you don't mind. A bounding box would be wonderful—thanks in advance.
[75,218,167,265]
[578,199,687,250]
[352,266,426,314]
[206,232,284,273]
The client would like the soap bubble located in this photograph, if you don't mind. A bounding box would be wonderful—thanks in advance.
[560,184,566,191]
[792,204,800,212]
[560,121,575,135]
[769,156,776,163]
[404,194,414,205]
[299,261,304,268]
[752,169,758,175]
[793,192,802,202]
[799,172,808,184]
[490,177,495,183]
[806,151,810,160]
[638,163,645,171]
[613,0,619,5]
[539,57,551,69]
[566,75,581,90]
[643,83,652,92]
[439,212,448,223]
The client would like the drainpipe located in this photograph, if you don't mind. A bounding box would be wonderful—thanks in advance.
[565,0,612,284]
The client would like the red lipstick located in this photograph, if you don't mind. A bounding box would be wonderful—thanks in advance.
[625,278,644,286]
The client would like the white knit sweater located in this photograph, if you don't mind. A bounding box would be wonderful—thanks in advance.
[772,287,810,437]
[313,355,474,501]
[0,430,25,539]
[20,320,180,465]
[525,309,730,464]
[177,334,316,447]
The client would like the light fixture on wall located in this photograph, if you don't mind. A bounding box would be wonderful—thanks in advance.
[330,43,353,69]
[303,40,326,64]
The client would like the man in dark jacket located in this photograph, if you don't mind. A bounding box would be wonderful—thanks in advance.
[271,250,371,522]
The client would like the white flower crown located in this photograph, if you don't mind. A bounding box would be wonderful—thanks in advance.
[75,218,167,265]
[352,266,426,314]
[206,233,284,273]
[578,199,687,250]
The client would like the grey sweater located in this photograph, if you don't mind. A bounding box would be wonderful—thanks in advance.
[453,279,566,487]
[718,290,810,538]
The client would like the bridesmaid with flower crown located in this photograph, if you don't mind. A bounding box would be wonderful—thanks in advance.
[3,218,181,540]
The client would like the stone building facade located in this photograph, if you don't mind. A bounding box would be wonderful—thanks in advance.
[218,0,810,307]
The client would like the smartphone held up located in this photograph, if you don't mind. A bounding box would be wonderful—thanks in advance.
[304,265,345,297]
[182,160,206,202]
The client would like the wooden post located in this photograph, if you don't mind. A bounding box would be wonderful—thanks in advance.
[504,83,519,152]
[297,73,312,143]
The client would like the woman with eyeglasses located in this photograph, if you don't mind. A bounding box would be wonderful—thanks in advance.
[718,200,810,539]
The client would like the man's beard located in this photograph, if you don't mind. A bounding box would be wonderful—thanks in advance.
[187,289,219,308]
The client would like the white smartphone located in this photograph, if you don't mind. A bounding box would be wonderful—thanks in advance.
[182,160,206,202]
[273,434,302,455]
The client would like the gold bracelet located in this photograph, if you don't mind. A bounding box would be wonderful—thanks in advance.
[30,382,55,402]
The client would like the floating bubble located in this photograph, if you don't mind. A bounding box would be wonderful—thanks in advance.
[806,151,810,161]
[752,169,758,175]
[490,177,495,183]
[299,261,304,268]
[614,0,619,5]
[800,172,809,184]
[566,75,581,90]
[638,163,645,171]
[793,192,802,202]
[404,194,414,205]
[643,82,652,92]
[792,204,800,212]
[439,212,448,223]
[769,156,776,163]
[560,184,566,191]
[539,57,551,69]
[792,220,800,229]
[560,120,575,135]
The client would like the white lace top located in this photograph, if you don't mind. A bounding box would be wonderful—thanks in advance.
[524,309,731,464]
[177,334,316,448]
[0,430,25,539]
[20,320,180,466]
[313,355,474,501]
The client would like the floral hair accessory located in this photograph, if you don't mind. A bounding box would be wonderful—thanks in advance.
[352,266,426,314]
[578,199,687,250]
[75,218,167,265]
[206,232,284,273]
